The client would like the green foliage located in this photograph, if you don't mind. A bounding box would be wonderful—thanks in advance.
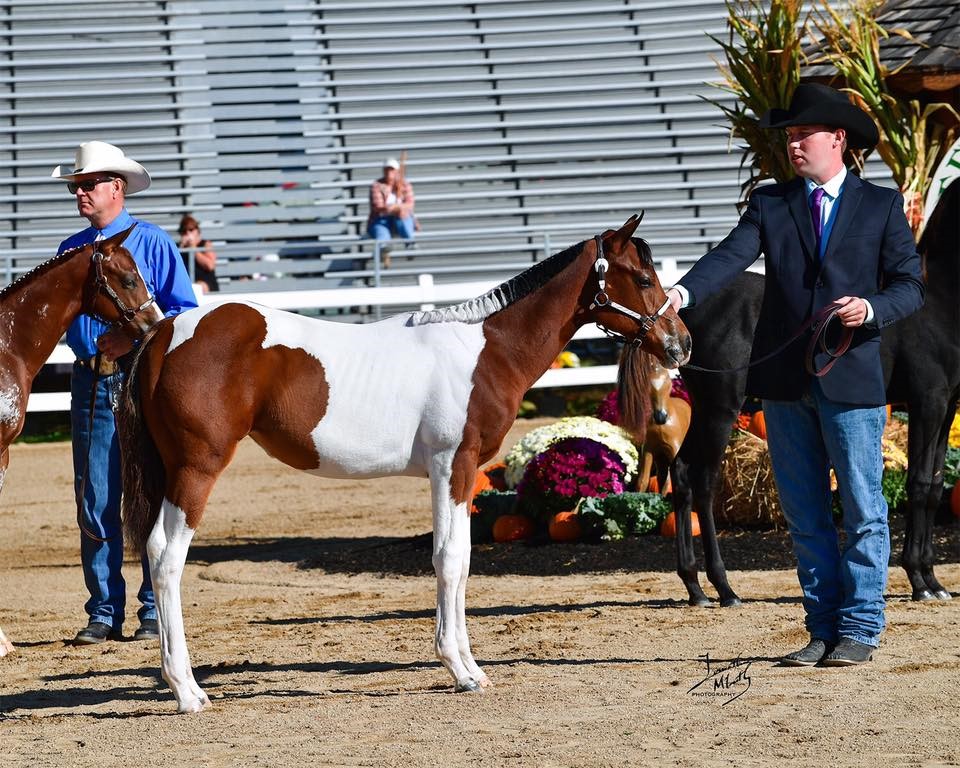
[810,0,960,239]
[881,469,908,512]
[944,446,960,489]
[705,0,807,198]
[577,492,672,541]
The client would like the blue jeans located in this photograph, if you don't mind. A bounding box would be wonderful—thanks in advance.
[763,381,888,647]
[367,214,416,241]
[71,363,155,630]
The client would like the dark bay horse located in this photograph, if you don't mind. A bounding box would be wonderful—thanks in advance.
[0,226,162,655]
[118,215,692,713]
[668,181,959,606]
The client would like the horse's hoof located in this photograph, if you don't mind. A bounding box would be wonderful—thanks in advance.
[720,596,743,608]
[455,679,484,693]
[177,697,210,714]
[688,596,711,607]
[933,589,952,601]
[912,589,936,602]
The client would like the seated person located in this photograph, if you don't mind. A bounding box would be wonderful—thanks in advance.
[366,157,417,265]
[178,214,219,293]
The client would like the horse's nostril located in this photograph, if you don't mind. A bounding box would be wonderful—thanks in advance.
[653,409,668,425]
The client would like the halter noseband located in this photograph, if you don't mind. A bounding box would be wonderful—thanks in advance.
[588,234,671,346]
[92,248,156,327]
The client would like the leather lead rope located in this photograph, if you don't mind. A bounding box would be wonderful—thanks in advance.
[683,301,854,377]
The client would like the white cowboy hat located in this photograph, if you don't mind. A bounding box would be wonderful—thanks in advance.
[383,156,400,170]
[51,141,151,194]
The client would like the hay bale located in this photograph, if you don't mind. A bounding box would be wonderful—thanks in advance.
[716,432,785,529]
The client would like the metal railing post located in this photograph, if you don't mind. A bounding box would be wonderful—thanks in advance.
[372,240,383,320]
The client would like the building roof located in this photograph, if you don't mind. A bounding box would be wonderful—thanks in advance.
[804,0,960,94]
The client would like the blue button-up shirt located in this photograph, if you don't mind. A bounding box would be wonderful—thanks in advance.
[59,208,198,359]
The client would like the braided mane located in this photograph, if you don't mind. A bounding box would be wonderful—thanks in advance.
[0,243,87,300]
[410,239,585,325]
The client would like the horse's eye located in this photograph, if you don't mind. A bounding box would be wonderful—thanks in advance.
[121,274,138,290]
[637,276,653,289]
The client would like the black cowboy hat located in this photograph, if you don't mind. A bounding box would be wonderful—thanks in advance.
[759,83,879,150]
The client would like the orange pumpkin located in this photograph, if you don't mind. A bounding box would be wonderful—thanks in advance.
[952,483,960,520]
[660,511,700,537]
[492,514,535,543]
[749,411,767,440]
[470,471,494,514]
[548,511,582,541]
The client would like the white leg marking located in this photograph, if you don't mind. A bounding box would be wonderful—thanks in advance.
[431,460,485,692]
[147,498,208,713]
[0,625,13,657]
[453,525,489,688]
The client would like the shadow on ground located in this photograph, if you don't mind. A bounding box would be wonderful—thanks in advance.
[187,514,958,577]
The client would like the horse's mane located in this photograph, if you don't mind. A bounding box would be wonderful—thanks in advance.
[409,239,586,325]
[0,243,85,300]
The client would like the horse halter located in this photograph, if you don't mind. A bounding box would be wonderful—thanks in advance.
[588,234,671,346]
[91,248,156,327]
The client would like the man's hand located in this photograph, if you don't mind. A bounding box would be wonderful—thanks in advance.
[834,296,868,327]
[666,287,683,314]
[96,328,134,361]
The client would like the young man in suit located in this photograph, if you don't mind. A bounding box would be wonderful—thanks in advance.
[666,83,924,666]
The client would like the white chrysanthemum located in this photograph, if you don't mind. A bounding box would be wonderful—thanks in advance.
[504,416,639,488]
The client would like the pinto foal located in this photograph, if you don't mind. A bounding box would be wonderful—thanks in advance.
[119,215,692,712]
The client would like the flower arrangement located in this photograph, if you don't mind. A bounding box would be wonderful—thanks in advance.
[517,437,629,516]
[504,416,638,488]
[596,390,620,425]
[578,492,672,540]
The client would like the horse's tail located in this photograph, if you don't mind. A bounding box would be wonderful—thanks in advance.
[616,344,652,446]
[118,328,166,555]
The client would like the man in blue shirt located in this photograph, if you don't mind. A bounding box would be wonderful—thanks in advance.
[51,141,198,645]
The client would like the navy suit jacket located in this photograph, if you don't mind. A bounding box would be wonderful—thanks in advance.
[678,174,924,405]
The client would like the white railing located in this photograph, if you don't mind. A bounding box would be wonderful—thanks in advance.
[26,265,691,413]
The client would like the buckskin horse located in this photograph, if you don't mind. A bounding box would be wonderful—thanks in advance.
[0,225,161,656]
[118,215,692,713]
[666,180,959,606]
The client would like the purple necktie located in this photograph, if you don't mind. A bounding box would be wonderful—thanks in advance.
[810,187,825,254]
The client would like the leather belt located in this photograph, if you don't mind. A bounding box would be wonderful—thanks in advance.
[75,356,118,376]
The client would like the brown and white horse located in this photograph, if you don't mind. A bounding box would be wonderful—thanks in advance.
[635,353,691,494]
[0,225,162,656]
[119,215,692,712]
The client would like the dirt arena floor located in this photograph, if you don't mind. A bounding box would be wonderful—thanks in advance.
[1,418,958,768]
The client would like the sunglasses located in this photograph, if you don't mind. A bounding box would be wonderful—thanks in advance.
[67,176,117,195]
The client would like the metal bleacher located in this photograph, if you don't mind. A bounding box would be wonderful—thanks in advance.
[1,0,749,295]
[1,0,791,411]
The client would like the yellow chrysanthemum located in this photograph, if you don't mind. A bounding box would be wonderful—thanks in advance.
[949,411,960,449]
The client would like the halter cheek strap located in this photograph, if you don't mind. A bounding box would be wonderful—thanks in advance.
[91,249,156,327]
[588,234,672,345]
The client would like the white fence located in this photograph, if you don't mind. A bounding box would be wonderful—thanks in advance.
[28,264,691,413]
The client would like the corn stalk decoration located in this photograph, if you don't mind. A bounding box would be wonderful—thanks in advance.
[810,0,960,240]
[705,0,807,200]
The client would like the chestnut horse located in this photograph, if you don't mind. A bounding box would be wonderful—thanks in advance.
[0,226,162,655]
[118,215,692,712]
[636,355,691,494]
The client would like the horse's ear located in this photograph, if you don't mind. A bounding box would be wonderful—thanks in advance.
[102,224,138,251]
[607,213,643,250]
